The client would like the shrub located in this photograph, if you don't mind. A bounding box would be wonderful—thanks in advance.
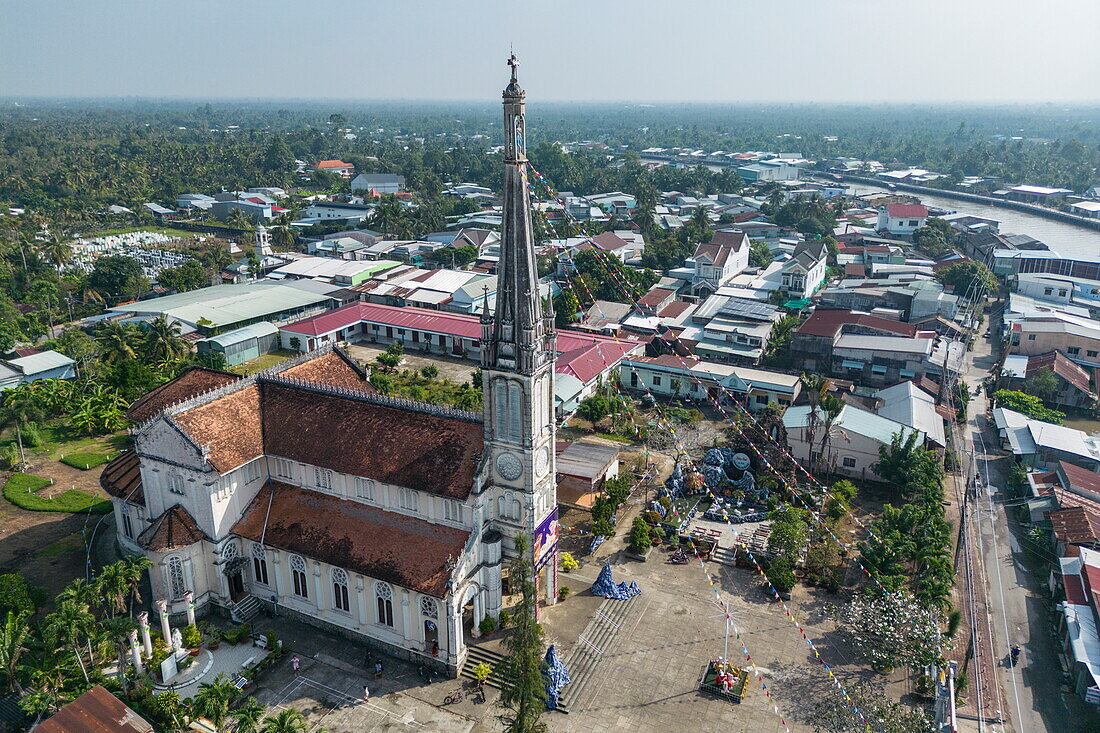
[559,552,579,572]
[473,662,492,682]
[629,517,652,553]
[181,624,202,649]
[0,445,18,469]
[3,472,111,514]
[0,574,42,617]
[766,557,797,594]
[420,365,439,379]
[497,610,510,628]
[558,586,570,601]
[264,630,279,652]
[60,452,113,470]
[20,423,43,448]
[479,615,497,635]
[223,623,251,645]
[386,341,404,356]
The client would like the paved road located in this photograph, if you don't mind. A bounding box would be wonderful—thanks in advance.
[960,335,1089,732]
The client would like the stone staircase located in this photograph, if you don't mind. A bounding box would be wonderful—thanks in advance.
[230,595,262,624]
[555,594,638,714]
[710,545,738,567]
[460,643,508,689]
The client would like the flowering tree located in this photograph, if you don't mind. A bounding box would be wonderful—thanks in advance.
[836,590,943,671]
[809,680,935,733]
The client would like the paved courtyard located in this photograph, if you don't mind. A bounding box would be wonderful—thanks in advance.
[246,532,886,732]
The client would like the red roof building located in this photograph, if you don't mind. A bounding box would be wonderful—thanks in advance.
[885,203,929,219]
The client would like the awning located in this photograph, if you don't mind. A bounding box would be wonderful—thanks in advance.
[841,360,864,369]
[783,298,812,310]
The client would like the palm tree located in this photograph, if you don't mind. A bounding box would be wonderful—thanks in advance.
[202,244,233,273]
[143,315,189,363]
[371,195,403,236]
[231,698,266,733]
[259,709,309,733]
[226,208,253,230]
[38,234,73,271]
[0,388,45,465]
[120,555,152,615]
[45,600,94,684]
[816,394,844,474]
[0,611,30,693]
[271,225,296,249]
[798,373,828,465]
[95,321,138,365]
[95,563,128,618]
[194,673,239,731]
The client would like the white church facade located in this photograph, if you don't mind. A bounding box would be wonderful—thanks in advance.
[101,58,559,674]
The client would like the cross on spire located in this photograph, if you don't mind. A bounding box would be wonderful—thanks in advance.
[508,52,520,82]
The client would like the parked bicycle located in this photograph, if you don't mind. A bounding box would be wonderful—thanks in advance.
[443,689,464,705]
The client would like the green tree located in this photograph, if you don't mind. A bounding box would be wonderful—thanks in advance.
[766,505,808,564]
[0,389,45,465]
[808,679,935,733]
[157,260,210,292]
[194,673,239,731]
[88,255,148,304]
[629,517,652,553]
[873,430,944,494]
[0,611,29,694]
[44,600,94,684]
[934,260,997,297]
[496,535,548,733]
[991,389,1065,424]
[259,708,310,733]
[0,575,40,618]
[143,315,189,363]
[95,321,139,365]
[837,589,943,671]
[232,697,267,733]
[577,394,611,423]
[555,288,581,327]
[1023,366,1059,402]
[748,240,772,268]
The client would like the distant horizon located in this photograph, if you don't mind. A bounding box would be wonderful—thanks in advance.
[3,0,1098,104]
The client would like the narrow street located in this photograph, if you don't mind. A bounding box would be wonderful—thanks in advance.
[959,333,1092,732]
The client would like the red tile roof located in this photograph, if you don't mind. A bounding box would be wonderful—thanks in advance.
[138,505,206,552]
[127,366,241,424]
[100,451,144,507]
[280,349,373,392]
[1059,461,1100,498]
[37,686,153,733]
[260,381,482,500]
[658,301,694,318]
[843,263,866,277]
[1049,505,1100,547]
[885,203,929,218]
[233,482,469,596]
[1027,351,1094,397]
[590,232,631,251]
[796,309,918,339]
[710,230,748,251]
[316,160,352,169]
[174,384,265,472]
[638,287,676,308]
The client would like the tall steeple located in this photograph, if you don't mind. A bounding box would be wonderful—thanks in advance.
[478,57,558,593]
[482,53,554,376]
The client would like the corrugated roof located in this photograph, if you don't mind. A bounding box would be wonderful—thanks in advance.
[37,686,153,733]
[7,350,75,374]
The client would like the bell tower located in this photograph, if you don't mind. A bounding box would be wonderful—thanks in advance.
[479,55,558,594]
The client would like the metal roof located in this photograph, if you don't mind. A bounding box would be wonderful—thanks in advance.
[107,282,335,328]
[201,322,279,347]
[8,350,76,374]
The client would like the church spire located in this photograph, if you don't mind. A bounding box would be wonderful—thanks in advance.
[484,53,553,376]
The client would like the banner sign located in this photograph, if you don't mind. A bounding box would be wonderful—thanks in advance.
[534,507,559,570]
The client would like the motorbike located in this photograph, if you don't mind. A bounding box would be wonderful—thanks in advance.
[1010,645,1021,667]
[668,550,690,565]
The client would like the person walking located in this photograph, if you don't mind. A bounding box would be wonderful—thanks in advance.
[363,684,370,703]
[291,656,300,674]
[374,660,383,678]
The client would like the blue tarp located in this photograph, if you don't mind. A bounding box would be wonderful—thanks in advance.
[542,644,571,710]
[591,563,642,600]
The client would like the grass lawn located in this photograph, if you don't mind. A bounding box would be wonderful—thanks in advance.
[1,423,127,461]
[3,473,111,514]
[59,452,117,470]
[230,350,296,376]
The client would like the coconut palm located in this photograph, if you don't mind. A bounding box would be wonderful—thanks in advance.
[143,315,189,363]
[38,234,73,271]
[95,321,139,365]
[231,698,266,733]
[259,709,309,733]
[95,563,129,618]
[120,555,153,615]
[226,208,252,230]
[194,673,239,731]
[816,394,844,473]
[798,373,828,466]
[45,600,95,684]
[0,611,30,693]
[271,225,296,249]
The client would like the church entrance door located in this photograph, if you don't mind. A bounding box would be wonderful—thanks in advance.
[228,570,245,601]
[423,620,439,655]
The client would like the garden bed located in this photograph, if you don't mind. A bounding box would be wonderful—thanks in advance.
[59,452,115,470]
[3,473,111,514]
[698,661,749,703]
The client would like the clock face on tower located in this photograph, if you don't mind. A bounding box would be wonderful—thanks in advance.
[534,445,550,477]
[496,452,523,481]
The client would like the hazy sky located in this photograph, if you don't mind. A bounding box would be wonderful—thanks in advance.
[2,0,1098,103]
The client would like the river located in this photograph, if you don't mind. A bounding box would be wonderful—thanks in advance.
[833,180,1100,260]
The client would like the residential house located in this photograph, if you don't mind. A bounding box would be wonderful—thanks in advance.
[691,231,749,296]
[209,199,272,224]
[619,354,800,410]
[1006,185,1074,205]
[0,350,77,390]
[999,351,1098,410]
[780,239,829,299]
[783,403,922,481]
[1051,546,1100,703]
[314,160,355,178]
[350,173,406,195]
[876,203,928,236]
[873,380,946,448]
[587,192,637,217]
[589,230,645,263]
[302,201,375,224]
[993,407,1100,471]
[790,309,920,373]
[1009,313,1100,370]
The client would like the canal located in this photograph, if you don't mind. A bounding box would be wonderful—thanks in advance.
[835,180,1100,260]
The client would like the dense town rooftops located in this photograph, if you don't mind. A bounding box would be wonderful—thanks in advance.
[233,481,469,597]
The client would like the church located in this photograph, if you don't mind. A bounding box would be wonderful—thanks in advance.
[100,57,559,673]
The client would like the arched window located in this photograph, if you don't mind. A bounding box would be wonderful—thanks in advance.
[221,543,238,561]
[166,557,186,599]
[251,544,269,586]
[121,507,134,539]
[332,568,350,613]
[420,596,437,619]
[375,582,394,627]
[290,555,309,599]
